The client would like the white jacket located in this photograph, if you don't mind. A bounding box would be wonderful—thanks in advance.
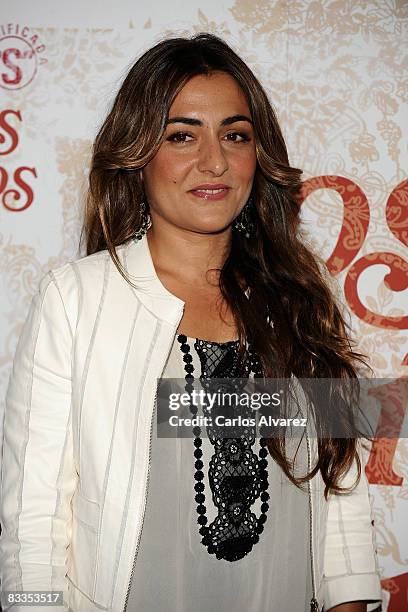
[0,233,382,612]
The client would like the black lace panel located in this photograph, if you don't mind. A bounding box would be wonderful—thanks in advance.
[193,339,269,562]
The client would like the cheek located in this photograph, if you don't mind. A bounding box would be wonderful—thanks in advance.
[147,150,192,186]
[229,150,257,180]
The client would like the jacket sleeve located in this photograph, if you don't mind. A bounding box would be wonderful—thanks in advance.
[322,439,383,611]
[0,270,77,611]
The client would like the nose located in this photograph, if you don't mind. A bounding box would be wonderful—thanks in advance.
[197,134,229,176]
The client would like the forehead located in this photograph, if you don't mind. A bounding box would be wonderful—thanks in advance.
[169,72,251,116]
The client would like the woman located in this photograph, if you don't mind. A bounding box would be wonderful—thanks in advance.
[0,33,382,612]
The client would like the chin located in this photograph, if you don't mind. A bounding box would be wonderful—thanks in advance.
[187,215,234,234]
[190,223,232,235]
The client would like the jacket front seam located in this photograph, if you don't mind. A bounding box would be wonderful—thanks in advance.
[100,297,141,512]
[365,451,380,575]
[110,318,162,609]
[50,406,75,591]
[96,298,141,596]
[48,269,77,593]
[67,575,108,610]
[335,492,353,573]
[77,255,110,472]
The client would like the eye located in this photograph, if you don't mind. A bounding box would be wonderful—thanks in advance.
[225,132,251,143]
[166,131,193,143]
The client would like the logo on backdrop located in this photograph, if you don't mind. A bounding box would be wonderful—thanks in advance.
[0,109,37,210]
[0,23,47,90]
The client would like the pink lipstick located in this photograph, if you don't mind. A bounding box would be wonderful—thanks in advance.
[189,183,230,201]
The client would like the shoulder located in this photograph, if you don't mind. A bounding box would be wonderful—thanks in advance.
[51,247,110,286]
[37,243,129,333]
[49,242,130,294]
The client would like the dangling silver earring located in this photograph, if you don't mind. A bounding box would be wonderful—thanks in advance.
[133,200,152,241]
[232,195,255,239]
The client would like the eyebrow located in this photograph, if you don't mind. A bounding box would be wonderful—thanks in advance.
[165,114,253,127]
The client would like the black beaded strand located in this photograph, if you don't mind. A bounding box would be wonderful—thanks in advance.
[176,333,270,561]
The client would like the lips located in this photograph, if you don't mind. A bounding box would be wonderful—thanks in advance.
[189,184,230,201]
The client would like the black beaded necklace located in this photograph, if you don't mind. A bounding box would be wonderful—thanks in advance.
[176,333,270,562]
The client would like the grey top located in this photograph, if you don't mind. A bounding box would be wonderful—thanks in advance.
[127,334,312,611]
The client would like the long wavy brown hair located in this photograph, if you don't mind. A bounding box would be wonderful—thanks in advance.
[81,32,373,499]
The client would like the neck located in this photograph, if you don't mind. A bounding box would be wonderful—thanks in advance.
[146,219,232,286]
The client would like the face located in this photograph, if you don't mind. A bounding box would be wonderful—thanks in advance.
[141,72,257,235]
